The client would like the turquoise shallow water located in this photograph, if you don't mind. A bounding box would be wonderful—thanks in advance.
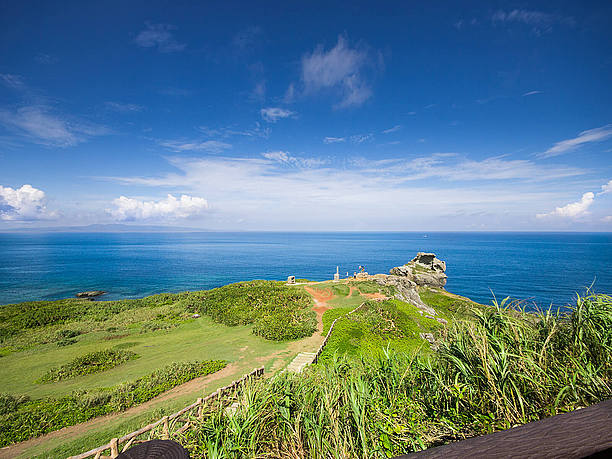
[0,232,610,309]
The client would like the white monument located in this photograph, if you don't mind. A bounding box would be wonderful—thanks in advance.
[333,266,340,282]
[287,275,296,285]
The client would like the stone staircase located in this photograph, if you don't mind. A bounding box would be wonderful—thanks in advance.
[286,352,317,373]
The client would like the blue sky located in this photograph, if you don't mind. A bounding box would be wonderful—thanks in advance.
[1,0,611,230]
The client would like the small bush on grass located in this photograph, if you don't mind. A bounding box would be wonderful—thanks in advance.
[196,281,316,341]
[0,394,30,416]
[0,360,226,446]
[37,349,139,383]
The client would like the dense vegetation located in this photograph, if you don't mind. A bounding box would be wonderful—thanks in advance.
[37,349,139,383]
[176,293,611,458]
[0,360,226,446]
[0,293,195,353]
[319,299,442,361]
[195,281,317,341]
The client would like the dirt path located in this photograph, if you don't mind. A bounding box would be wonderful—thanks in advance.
[304,286,334,331]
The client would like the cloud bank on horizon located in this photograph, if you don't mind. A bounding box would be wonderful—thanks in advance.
[0,2,611,230]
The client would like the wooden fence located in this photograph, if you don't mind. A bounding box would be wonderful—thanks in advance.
[69,366,264,459]
[70,301,372,457]
[313,302,366,364]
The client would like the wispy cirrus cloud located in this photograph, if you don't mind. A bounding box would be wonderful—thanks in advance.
[538,124,612,158]
[0,73,26,90]
[358,154,584,182]
[198,123,270,139]
[106,154,585,230]
[262,151,327,168]
[382,125,401,134]
[323,136,345,144]
[159,139,232,153]
[300,35,379,109]
[350,133,373,143]
[0,106,109,147]
[491,9,574,34]
[134,23,186,52]
[260,107,295,123]
[523,90,543,97]
[105,101,143,112]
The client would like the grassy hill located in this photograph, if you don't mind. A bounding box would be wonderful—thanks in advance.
[1,278,610,458]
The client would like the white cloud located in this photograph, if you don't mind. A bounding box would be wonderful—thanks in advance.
[0,106,108,147]
[301,36,376,108]
[361,154,583,182]
[600,179,612,195]
[199,123,270,139]
[109,194,208,221]
[159,139,232,153]
[105,102,143,112]
[382,125,401,134]
[350,133,373,143]
[260,107,295,123]
[537,192,595,219]
[134,23,186,52]
[0,184,57,221]
[323,137,345,144]
[0,73,25,90]
[539,125,612,158]
[262,151,326,168]
[522,90,542,97]
[491,10,574,34]
[602,216,612,223]
[283,83,296,103]
[107,153,589,230]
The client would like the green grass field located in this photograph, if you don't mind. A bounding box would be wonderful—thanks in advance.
[0,278,506,458]
[0,281,324,457]
[1,316,289,399]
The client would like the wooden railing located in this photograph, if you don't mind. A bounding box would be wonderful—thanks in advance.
[69,366,265,459]
[395,399,612,458]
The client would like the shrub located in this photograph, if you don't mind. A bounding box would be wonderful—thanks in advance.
[37,349,139,383]
[196,281,316,341]
[0,394,30,416]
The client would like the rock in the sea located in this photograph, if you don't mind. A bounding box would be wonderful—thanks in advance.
[389,252,447,288]
[76,290,106,298]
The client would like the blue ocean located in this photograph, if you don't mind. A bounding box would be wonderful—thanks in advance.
[0,232,611,309]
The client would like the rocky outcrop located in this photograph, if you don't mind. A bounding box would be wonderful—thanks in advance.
[370,274,437,316]
[76,290,106,298]
[389,252,447,288]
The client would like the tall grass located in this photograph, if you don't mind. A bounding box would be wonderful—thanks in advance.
[179,292,611,458]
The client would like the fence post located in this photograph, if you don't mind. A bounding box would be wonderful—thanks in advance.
[110,438,119,458]
[161,416,170,440]
[197,397,204,419]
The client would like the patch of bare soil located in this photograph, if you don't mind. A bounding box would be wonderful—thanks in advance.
[361,292,389,301]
